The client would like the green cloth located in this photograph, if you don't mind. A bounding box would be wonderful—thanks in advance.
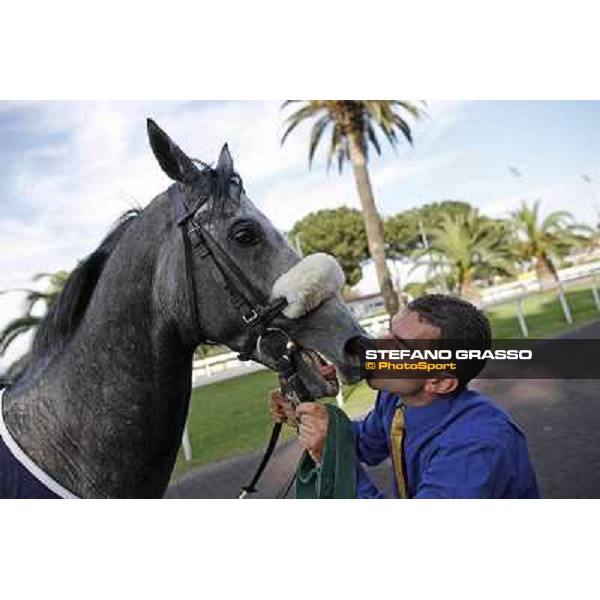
[294,403,357,499]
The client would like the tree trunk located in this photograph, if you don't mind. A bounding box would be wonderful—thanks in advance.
[348,134,399,317]
[535,254,558,290]
[459,277,481,302]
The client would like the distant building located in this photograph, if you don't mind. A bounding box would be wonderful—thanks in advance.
[351,258,430,297]
[346,292,386,318]
[345,257,432,318]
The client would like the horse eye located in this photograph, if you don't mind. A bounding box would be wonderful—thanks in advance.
[229,221,262,246]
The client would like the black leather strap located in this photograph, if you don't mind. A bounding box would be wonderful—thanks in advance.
[171,183,287,351]
[238,422,283,498]
[180,223,203,344]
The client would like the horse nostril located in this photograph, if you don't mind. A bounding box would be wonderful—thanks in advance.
[345,336,376,358]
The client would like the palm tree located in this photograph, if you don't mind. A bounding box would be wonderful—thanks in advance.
[412,209,515,300]
[0,270,69,357]
[511,200,591,288]
[281,100,425,316]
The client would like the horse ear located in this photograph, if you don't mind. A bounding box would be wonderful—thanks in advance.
[147,119,199,184]
[217,143,234,174]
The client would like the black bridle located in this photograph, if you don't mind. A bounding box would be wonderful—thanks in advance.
[172,183,313,497]
[171,184,289,358]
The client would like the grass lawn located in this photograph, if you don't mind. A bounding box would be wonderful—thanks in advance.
[485,280,600,339]
[172,280,600,481]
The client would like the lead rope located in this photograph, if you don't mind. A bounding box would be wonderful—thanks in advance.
[238,422,283,499]
[239,331,313,499]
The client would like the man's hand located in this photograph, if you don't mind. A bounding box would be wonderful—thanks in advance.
[296,403,329,464]
[319,363,340,398]
[268,389,298,427]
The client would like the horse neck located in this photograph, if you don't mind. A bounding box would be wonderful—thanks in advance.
[3,198,195,498]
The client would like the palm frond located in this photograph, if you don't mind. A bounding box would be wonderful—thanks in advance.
[326,124,345,172]
[1,269,69,359]
[281,104,324,145]
[308,115,332,167]
[541,211,574,231]
[512,199,589,265]
[391,101,427,121]
[392,115,413,144]
[280,118,305,146]
[281,100,425,168]
[415,207,516,296]
[281,100,301,110]
[0,315,39,355]
[366,123,381,156]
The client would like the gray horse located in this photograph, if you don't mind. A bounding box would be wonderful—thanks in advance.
[0,120,364,498]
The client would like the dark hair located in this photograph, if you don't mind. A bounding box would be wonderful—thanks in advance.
[407,294,492,389]
[31,210,141,362]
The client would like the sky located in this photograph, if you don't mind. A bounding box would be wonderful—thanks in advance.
[1,100,599,371]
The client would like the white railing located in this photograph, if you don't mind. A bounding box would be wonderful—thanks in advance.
[358,313,389,336]
[192,351,259,378]
[481,262,600,307]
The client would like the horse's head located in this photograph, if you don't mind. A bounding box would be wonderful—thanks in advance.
[147,120,365,396]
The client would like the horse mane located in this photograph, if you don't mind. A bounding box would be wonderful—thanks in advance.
[9,164,236,385]
[30,210,141,361]
[191,159,242,222]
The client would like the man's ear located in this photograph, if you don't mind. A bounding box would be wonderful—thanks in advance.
[216,143,234,174]
[425,377,460,396]
[147,119,199,184]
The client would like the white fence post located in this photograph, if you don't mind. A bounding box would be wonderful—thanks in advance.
[181,425,192,461]
[516,293,529,338]
[592,277,600,312]
[557,284,573,325]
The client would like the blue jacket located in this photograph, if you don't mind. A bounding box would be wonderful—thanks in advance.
[353,388,540,499]
[0,436,60,498]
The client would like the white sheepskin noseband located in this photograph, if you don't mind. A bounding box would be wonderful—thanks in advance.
[270,253,345,319]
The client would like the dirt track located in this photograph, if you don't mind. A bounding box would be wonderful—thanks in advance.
[167,320,600,499]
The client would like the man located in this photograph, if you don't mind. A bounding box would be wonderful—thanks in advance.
[270,294,540,498]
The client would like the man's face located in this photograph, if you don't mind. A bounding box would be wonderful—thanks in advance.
[366,309,442,395]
